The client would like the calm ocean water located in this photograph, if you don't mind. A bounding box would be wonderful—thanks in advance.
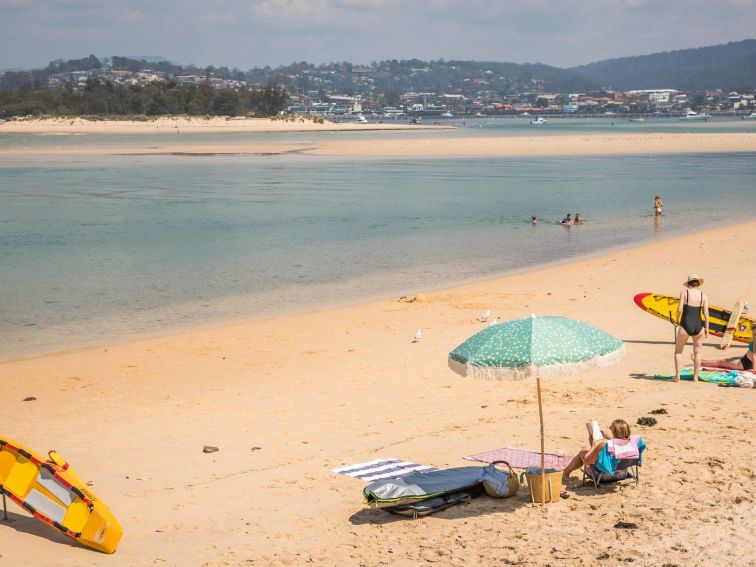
[1,124,755,358]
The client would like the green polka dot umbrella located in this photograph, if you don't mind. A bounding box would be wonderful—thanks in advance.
[448,315,625,381]
[448,314,624,501]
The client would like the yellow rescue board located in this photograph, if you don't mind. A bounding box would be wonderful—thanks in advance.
[0,437,123,553]
[633,292,754,344]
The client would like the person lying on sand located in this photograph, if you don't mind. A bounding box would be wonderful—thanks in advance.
[561,419,637,483]
[699,323,756,387]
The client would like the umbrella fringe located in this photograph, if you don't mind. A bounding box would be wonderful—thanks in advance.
[448,345,625,381]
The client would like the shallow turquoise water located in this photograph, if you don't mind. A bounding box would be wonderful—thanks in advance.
[1,145,755,358]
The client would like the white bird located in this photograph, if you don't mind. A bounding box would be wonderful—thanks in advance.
[481,309,491,322]
[413,329,422,343]
[488,318,499,327]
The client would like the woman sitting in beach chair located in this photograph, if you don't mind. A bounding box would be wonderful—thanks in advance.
[561,419,646,489]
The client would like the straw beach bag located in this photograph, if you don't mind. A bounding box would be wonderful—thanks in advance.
[521,468,562,504]
[482,460,520,498]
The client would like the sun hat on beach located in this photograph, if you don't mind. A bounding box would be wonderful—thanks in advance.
[684,274,704,287]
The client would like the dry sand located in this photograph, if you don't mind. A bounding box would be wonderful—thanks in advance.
[0,116,449,135]
[310,131,756,158]
[1,222,754,566]
[1,120,755,159]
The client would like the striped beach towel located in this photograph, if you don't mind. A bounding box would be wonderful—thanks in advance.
[464,447,572,470]
[331,458,438,482]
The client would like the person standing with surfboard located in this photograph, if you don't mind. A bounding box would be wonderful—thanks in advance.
[674,274,709,382]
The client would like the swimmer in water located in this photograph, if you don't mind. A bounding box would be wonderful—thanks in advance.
[561,213,573,225]
[654,195,664,216]
[531,215,538,224]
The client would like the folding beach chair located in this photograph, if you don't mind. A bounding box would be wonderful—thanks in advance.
[581,434,646,494]
[582,457,641,493]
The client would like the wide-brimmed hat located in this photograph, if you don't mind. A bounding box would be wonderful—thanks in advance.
[684,274,704,287]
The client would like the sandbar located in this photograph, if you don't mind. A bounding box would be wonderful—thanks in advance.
[0,116,449,135]
[1,127,755,159]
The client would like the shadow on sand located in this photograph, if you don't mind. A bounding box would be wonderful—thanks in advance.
[622,338,744,348]
[349,491,531,525]
[629,372,659,381]
[622,339,675,345]
[348,476,629,525]
[0,508,82,550]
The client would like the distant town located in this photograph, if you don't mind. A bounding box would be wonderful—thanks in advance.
[285,88,756,120]
[2,43,756,119]
[33,64,756,119]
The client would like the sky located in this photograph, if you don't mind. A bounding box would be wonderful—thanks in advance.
[1,0,755,70]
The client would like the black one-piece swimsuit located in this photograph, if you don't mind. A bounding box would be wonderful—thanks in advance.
[680,290,703,336]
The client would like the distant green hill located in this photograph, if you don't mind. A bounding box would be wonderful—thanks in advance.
[243,59,597,97]
[120,55,175,64]
[2,40,755,94]
[570,39,756,90]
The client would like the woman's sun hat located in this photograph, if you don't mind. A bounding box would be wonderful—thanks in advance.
[684,274,704,287]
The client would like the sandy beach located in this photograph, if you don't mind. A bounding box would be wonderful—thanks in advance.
[0,116,450,135]
[1,221,754,566]
[311,131,756,158]
[1,117,755,158]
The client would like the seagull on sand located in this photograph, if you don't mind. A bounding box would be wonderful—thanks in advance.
[481,310,491,322]
[488,318,499,327]
[413,329,422,343]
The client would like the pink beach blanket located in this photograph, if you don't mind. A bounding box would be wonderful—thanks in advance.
[464,447,572,470]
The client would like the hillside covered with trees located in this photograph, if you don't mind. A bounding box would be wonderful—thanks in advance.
[0,79,287,118]
[1,40,754,118]
[570,39,756,90]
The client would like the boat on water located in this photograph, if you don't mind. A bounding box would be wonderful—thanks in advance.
[407,104,449,117]
[679,109,710,121]
[356,114,368,123]
[382,108,405,119]
[743,112,756,120]
[629,117,645,122]
[440,111,454,118]
[530,116,548,125]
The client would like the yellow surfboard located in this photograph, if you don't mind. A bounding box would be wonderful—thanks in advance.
[633,293,754,344]
[720,300,744,350]
[0,437,123,553]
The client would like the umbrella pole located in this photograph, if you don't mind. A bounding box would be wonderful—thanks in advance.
[537,376,546,503]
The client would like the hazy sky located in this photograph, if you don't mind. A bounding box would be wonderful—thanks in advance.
[1,0,754,70]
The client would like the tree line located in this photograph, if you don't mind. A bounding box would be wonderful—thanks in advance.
[0,55,247,92]
[0,79,288,118]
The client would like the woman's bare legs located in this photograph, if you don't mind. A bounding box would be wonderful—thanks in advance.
[674,328,690,382]
[691,333,705,381]
[562,447,589,482]
[698,356,745,371]
[562,440,604,482]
